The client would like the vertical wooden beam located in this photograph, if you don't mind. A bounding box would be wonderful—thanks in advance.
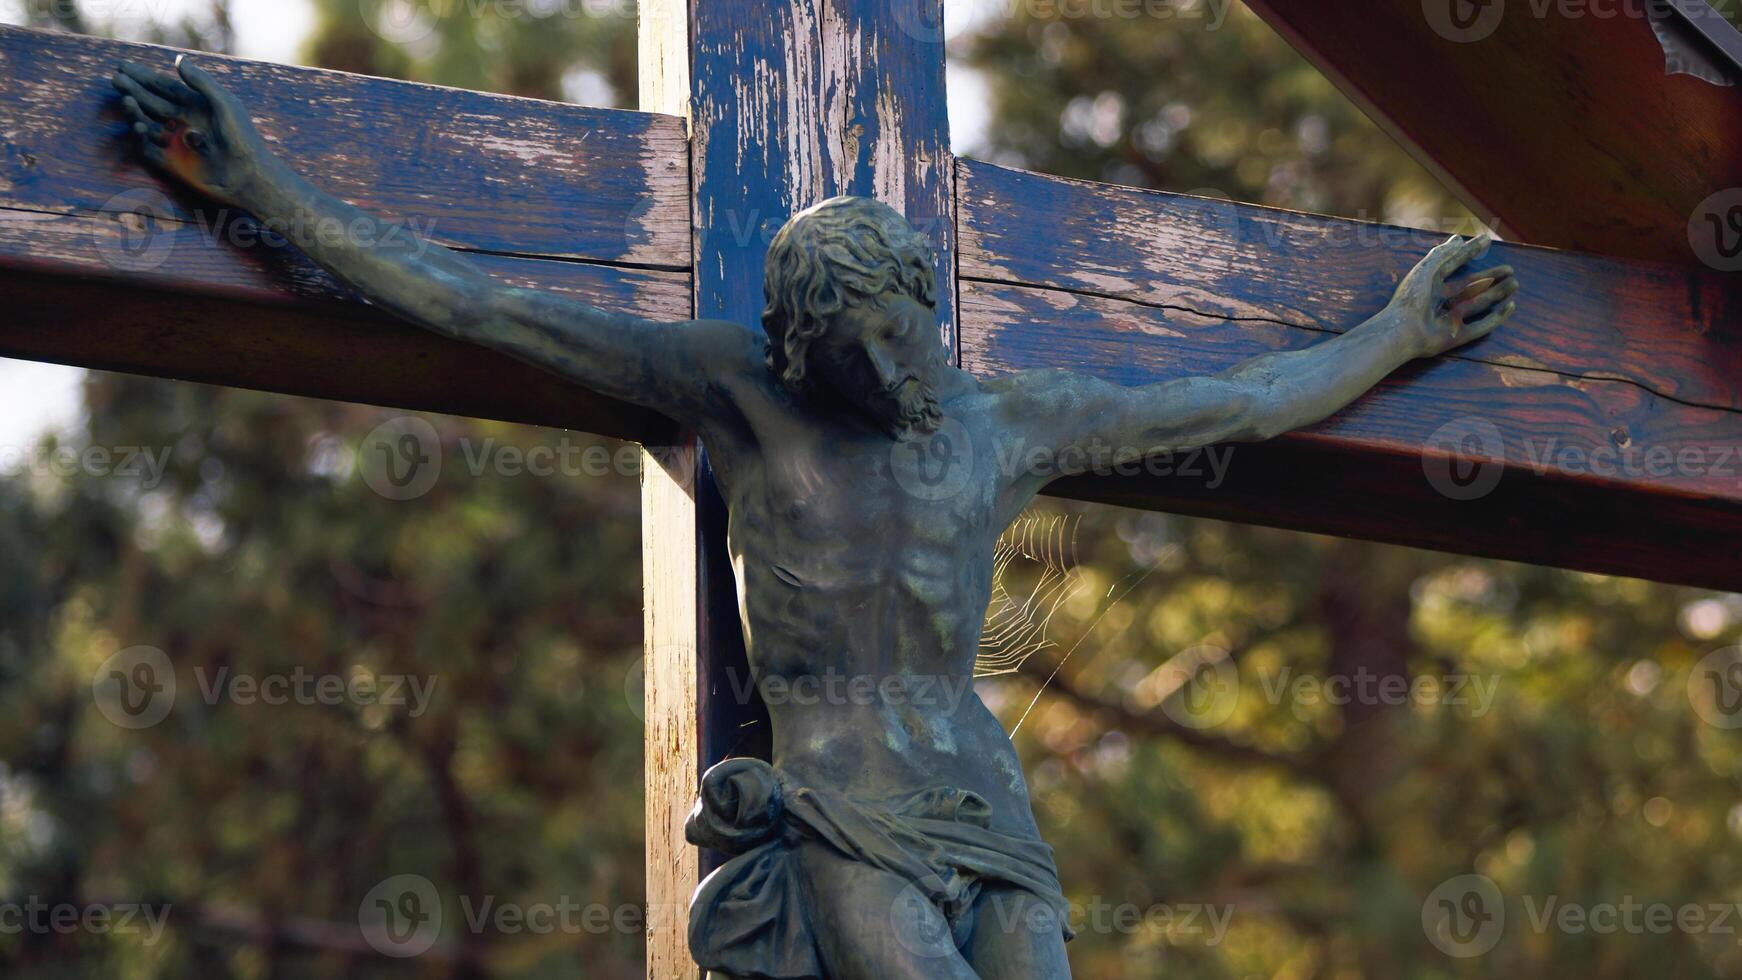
[688,0,957,346]
[638,7,708,979]
[638,442,704,980]
[640,441,759,977]
[640,1,954,975]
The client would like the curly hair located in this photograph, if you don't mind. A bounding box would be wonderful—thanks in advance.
[760,196,938,392]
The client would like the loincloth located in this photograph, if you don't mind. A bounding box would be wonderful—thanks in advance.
[684,757,1072,978]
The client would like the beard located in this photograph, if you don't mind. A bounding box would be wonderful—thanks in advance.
[869,377,942,440]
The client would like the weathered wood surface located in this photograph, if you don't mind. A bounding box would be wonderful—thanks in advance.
[0,25,689,440]
[0,26,689,262]
[689,0,957,348]
[1,271,680,441]
[639,442,704,980]
[958,161,1742,590]
[1244,0,1742,265]
[635,2,960,973]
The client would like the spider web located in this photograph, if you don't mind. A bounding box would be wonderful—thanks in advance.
[975,512,1086,678]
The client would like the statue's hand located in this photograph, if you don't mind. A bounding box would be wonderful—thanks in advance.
[1387,233,1519,358]
[112,58,267,207]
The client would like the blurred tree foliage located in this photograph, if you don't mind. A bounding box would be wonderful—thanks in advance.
[957,0,1481,231]
[1,2,1739,978]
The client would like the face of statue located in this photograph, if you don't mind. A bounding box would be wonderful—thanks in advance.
[810,292,946,440]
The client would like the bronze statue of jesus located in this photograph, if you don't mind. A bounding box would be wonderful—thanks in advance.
[113,58,1518,979]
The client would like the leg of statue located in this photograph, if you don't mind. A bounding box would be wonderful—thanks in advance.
[963,885,1073,978]
[796,842,982,979]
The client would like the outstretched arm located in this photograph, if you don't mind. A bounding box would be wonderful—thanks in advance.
[1003,234,1518,482]
[111,59,755,428]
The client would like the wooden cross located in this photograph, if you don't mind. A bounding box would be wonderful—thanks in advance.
[3,1,1740,974]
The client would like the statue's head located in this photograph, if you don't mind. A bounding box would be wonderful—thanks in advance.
[761,196,946,439]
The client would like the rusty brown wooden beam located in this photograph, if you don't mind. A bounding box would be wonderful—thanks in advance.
[1244,0,1742,266]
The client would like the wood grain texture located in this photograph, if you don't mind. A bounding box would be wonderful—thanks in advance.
[637,5,768,977]
[0,203,690,441]
[959,162,1742,590]
[636,6,708,977]
[0,25,693,442]
[688,0,957,351]
[1243,0,1742,265]
[635,5,956,974]
[639,443,703,980]
[0,25,689,265]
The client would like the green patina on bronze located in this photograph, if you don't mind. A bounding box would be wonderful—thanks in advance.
[113,58,1519,979]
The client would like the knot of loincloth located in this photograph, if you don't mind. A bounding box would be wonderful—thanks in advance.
[683,757,1071,978]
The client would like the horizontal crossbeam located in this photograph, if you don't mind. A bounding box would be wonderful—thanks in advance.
[959,161,1742,590]
[3,27,1738,590]
[0,27,690,442]
[1245,0,1742,265]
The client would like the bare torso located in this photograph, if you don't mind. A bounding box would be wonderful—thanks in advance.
[704,369,1045,839]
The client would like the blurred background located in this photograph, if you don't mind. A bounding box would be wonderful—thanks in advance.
[2,0,1740,976]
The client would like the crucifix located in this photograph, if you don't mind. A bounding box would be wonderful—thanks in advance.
[109,40,1514,976]
[3,1,1740,976]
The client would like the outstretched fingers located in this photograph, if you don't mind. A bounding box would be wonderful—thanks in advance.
[176,57,241,125]
[1466,300,1517,340]
[1431,232,1495,284]
[112,73,178,122]
[1456,273,1520,321]
[119,60,200,104]
[118,97,169,149]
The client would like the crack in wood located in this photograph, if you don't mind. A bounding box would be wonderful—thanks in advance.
[961,274,1742,420]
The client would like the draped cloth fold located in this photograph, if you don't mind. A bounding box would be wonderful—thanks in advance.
[684,757,1072,979]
